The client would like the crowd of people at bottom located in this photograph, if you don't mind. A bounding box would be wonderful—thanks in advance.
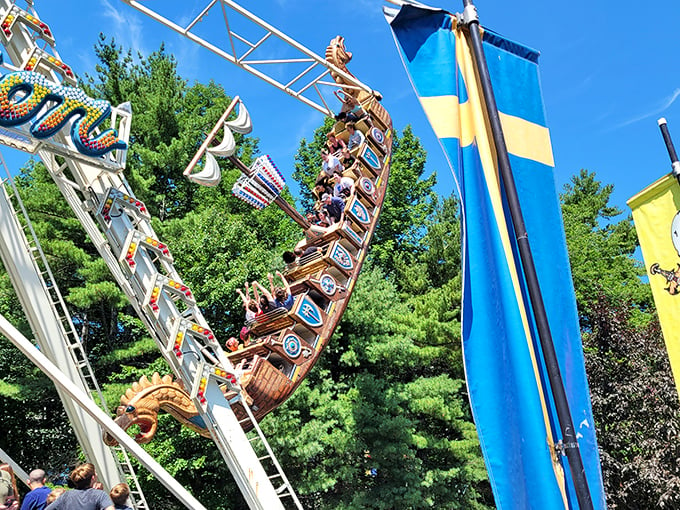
[0,463,133,510]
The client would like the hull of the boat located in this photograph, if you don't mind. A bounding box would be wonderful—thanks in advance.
[227,99,392,429]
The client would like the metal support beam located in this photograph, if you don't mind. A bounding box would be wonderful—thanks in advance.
[0,314,208,510]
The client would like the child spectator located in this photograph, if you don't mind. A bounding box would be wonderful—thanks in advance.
[44,489,64,506]
[108,483,132,510]
[340,147,356,170]
[225,337,240,352]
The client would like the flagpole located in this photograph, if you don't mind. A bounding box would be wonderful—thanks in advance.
[657,118,680,184]
[460,2,595,509]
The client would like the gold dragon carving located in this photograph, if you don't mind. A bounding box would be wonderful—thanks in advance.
[103,373,211,445]
[325,36,390,129]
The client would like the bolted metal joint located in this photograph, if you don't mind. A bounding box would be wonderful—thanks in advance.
[462,4,479,25]
[554,439,580,456]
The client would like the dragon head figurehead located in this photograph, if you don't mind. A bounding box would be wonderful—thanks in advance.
[325,35,383,108]
[326,36,353,68]
[103,372,208,446]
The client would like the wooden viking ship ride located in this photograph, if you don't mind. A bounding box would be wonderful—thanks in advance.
[0,0,389,505]
[107,35,393,438]
[226,37,392,427]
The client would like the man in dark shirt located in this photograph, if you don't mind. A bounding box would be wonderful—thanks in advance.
[321,193,345,224]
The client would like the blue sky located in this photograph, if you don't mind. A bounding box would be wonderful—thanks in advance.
[11,0,680,214]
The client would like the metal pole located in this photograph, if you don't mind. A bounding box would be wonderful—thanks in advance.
[0,314,208,510]
[461,2,594,509]
[0,447,30,488]
[658,118,680,184]
[184,96,241,176]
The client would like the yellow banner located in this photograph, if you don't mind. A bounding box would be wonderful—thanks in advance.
[628,174,680,397]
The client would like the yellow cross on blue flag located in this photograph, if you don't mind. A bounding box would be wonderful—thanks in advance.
[386,4,606,509]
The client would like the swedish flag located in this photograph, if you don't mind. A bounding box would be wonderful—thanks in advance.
[387,4,606,509]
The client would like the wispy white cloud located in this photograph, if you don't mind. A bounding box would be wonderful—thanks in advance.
[173,39,203,81]
[100,0,145,55]
[293,110,324,152]
[611,88,680,130]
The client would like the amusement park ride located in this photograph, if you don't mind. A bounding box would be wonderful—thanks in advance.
[0,0,393,508]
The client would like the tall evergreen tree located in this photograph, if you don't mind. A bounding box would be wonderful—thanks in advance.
[561,170,680,508]
[561,169,653,326]
[280,122,490,508]
[0,36,493,510]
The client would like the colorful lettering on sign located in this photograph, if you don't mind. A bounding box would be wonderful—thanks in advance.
[0,69,126,156]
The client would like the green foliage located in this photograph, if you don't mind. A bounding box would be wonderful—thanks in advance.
[371,126,437,276]
[561,169,653,326]
[281,122,486,508]
[83,36,259,221]
[581,294,680,509]
[263,266,490,509]
[0,36,494,510]
[561,170,680,508]
[292,117,336,212]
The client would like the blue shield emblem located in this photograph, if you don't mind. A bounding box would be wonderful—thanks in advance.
[350,198,370,225]
[360,145,381,171]
[297,295,323,328]
[331,244,354,271]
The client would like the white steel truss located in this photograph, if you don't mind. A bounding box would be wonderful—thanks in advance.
[0,155,149,510]
[120,0,376,116]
